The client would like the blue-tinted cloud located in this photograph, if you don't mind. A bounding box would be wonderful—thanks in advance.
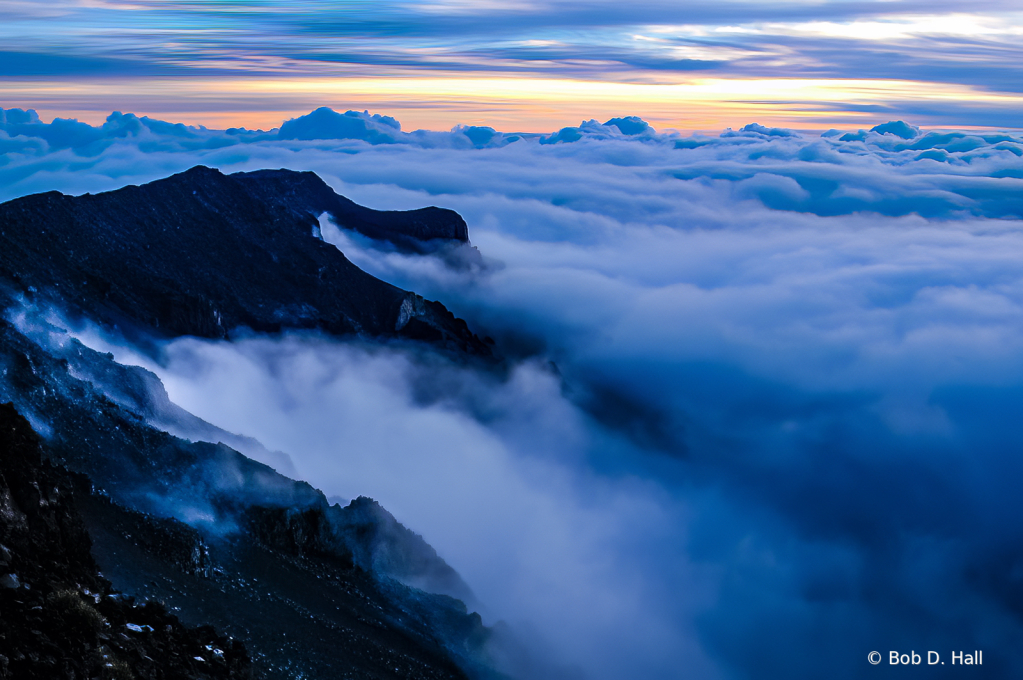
[279,107,403,143]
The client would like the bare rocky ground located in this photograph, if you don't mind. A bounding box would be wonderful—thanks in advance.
[0,403,253,680]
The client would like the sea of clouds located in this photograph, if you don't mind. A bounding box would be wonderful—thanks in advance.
[4,106,1023,679]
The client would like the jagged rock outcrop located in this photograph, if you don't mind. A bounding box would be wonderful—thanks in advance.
[0,166,488,354]
[334,497,475,604]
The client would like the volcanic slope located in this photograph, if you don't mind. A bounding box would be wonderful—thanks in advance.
[0,169,508,679]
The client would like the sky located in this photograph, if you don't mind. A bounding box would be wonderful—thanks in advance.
[2,0,1023,131]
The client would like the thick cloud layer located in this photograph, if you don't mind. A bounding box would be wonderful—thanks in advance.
[6,108,1023,679]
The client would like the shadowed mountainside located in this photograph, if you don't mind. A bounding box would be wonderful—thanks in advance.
[0,306,500,680]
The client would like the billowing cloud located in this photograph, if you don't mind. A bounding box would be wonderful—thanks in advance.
[5,108,1023,678]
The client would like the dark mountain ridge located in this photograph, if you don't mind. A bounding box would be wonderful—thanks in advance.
[234,168,469,250]
[0,165,487,354]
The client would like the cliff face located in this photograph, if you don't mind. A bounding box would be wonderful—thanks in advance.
[0,166,487,354]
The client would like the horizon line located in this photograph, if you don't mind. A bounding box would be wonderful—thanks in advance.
[5,104,1023,137]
